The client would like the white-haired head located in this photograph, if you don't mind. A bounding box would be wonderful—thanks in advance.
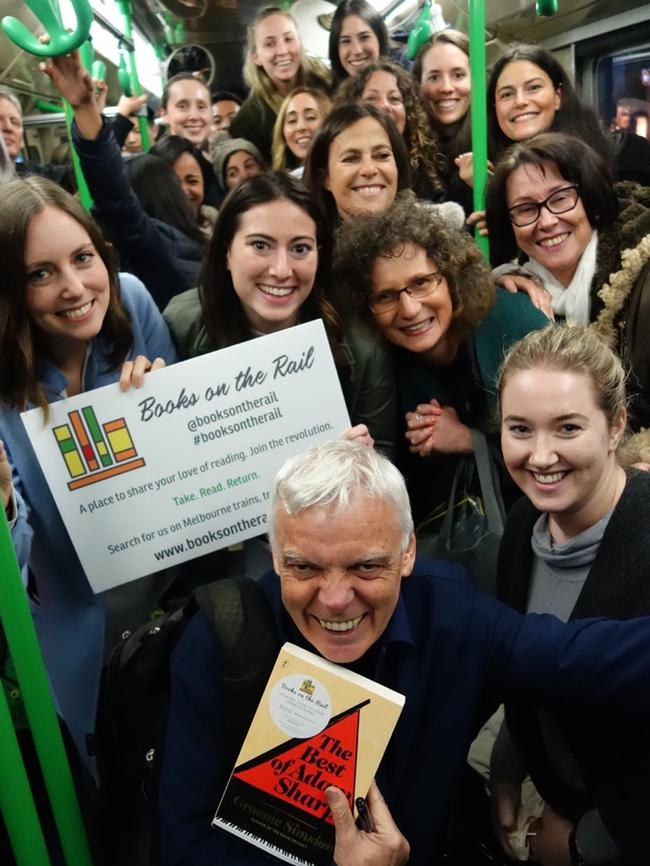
[268,440,413,550]
[0,87,22,114]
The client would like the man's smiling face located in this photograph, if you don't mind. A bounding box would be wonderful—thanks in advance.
[273,493,415,663]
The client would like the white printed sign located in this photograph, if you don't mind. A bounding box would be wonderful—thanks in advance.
[22,321,350,592]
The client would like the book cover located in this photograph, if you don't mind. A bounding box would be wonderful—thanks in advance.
[212,642,405,865]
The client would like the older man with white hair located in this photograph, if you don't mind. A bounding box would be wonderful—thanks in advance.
[159,440,650,866]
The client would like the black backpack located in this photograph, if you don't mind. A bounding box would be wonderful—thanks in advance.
[95,577,279,864]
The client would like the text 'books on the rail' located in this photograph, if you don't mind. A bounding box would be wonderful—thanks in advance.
[212,642,405,866]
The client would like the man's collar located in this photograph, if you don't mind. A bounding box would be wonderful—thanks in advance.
[381,586,414,649]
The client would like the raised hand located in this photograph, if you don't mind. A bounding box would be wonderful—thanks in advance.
[39,44,95,110]
[0,440,14,513]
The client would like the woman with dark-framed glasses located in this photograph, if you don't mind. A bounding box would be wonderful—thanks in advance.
[334,193,548,524]
[486,132,650,429]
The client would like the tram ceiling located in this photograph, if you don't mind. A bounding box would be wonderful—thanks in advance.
[2,0,650,102]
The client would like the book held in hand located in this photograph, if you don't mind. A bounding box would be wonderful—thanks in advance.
[212,641,405,865]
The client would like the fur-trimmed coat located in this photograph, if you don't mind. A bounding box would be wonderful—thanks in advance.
[590,182,650,430]
[494,182,650,432]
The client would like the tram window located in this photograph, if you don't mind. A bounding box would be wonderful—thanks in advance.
[595,45,650,140]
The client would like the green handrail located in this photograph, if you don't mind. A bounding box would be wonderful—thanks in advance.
[1,0,92,57]
[116,0,150,151]
[468,0,490,259]
[34,98,62,113]
[0,685,51,865]
[0,511,93,866]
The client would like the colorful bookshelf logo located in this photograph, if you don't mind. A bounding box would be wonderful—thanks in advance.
[52,406,145,491]
[299,678,316,696]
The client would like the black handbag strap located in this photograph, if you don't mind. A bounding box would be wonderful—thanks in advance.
[470,429,504,534]
[437,455,472,543]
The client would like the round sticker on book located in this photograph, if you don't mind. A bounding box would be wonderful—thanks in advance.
[269,674,332,738]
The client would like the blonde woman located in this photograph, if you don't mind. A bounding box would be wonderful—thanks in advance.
[229,6,330,164]
[493,324,650,865]
[271,86,331,175]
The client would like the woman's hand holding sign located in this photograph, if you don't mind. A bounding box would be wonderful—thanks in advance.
[119,356,167,392]
[0,440,14,516]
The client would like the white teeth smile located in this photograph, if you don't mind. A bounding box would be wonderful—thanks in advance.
[436,99,458,109]
[539,233,569,247]
[296,136,312,147]
[402,318,432,333]
[533,471,566,484]
[59,301,92,319]
[259,284,294,297]
[513,112,538,122]
[354,185,383,196]
[318,615,364,632]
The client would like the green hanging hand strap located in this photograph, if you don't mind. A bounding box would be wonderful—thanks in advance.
[468,0,490,259]
[406,0,433,61]
[0,511,93,866]
[1,0,92,57]
[118,52,132,97]
[116,0,150,151]
[1,0,94,209]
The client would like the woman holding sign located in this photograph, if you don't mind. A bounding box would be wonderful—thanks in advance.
[0,176,176,776]
[163,171,396,457]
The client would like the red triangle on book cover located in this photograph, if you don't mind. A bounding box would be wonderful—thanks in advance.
[232,701,368,824]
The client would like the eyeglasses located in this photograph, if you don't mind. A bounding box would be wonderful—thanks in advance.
[508,184,580,227]
[369,271,444,314]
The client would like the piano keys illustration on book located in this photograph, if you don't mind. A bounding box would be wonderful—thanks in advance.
[213,643,404,866]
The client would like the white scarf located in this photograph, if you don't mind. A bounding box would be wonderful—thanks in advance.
[523,230,599,325]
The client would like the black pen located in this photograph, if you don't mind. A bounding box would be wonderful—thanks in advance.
[356,796,375,833]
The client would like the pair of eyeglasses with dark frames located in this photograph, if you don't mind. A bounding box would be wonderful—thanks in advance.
[508,184,580,227]
[369,271,444,314]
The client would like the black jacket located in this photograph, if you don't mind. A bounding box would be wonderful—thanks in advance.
[72,118,204,310]
[497,470,650,861]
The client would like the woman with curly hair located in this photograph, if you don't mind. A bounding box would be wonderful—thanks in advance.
[271,86,331,175]
[334,194,548,521]
[412,30,473,204]
[229,6,331,164]
[335,60,445,201]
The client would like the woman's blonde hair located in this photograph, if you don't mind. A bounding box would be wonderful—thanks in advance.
[244,6,331,114]
[271,86,332,171]
[497,324,627,428]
